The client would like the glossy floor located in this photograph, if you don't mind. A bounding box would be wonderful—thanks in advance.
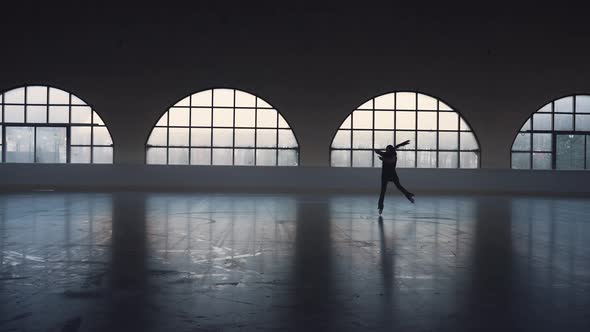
[0,193,589,331]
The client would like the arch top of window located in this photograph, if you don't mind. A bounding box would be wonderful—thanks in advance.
[330,91,480,169]
[0,85,114,164]
[511,94,590,170]
[146,88,300,166]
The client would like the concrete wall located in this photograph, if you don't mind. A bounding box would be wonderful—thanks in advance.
[0,164,588,194]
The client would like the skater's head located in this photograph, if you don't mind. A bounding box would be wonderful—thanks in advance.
[386,145,394,152]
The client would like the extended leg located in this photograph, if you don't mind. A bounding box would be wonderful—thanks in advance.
[378,179,388,213]
[391,172,415,203]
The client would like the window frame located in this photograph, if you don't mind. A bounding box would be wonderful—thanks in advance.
[329,91,481,168]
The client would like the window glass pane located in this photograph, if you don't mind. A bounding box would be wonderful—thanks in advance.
[168,148,189,165]
[373,93,394,109]
[374,111,394,129]
[576,96,590,113]
[417,112,436,130]
[460,132,478,150]
[352,111,372,129]
[191,108,211,126]
[71,147,91,163]
[212,128,233,147]
[440,112,459,130]
[36,127,66,163]
[234,149,255,166]
[4,105,25,122]
[532,133,552,152]
[26,86,47,104]
[147,148,167,164]
[156,113,168,126]
[278,114,289,128]
[352,150,372,167]
[397,150,415,168]
[235,108,255,127]
[396,131,415,149]
[5,127,34,162]
[148,128,167,146]
[332,130,351,149]
[439,132,458,150]
[169,107,189,126]
[438,101,452,111]
[94,113,105,125]
[519,119,531,131]
[256,149,277,166]
[556,134,585,169]
[352,130,372,149]
[532,153,551,169]
[257,108,277,127]
[49,88,70,104]
[417,151,437,168]
[169,128,189,146]
[188,128,210,146]
[278,150,298,166]
[575,115,590,131]
[538,103,552,113]
[71,106,92,123]
[256,97,272,108]
[396,92,416,110]
[554,114,573,131]
[439,152,458,168]
[71,95,85,105]
[93,147,113,164]
[175,96,190,107]
[512,133,531,151]
[213,89,234,107]
[357,100,372,110]
[417,131,437,150]
[26,105,47,123]
[4,87,25,103]
[533,113,551,130]
[49,106,69,123]
[213,108,233,127]
[235,90,256,107]
[460,152,479,168]
[257,129,277,147]
[234,129,255,147]
[278,129,297,148]
[191,90,212,107]
[93,127,112,145]
[71,126,92,145]
[395,111,415,129]
[554,96,573,113]
[374,131,394,149]
[212,148,233,165]
[417,94,437,110]
[190,148,211,165]
[331,150,351,167]
[340,114,352,129]
[511,152,530,169]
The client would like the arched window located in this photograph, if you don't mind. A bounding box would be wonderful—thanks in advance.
[330,92,480,168]
[146,88,299,166]
[511,95,590,169]
[0,85,113,163]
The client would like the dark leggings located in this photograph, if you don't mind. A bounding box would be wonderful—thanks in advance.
[378,172,412,209]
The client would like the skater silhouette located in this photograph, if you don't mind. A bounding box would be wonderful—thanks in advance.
[374,141,415,215]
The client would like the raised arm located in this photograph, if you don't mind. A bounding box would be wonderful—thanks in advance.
[394,140,411,150]
[374,149,385,156]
